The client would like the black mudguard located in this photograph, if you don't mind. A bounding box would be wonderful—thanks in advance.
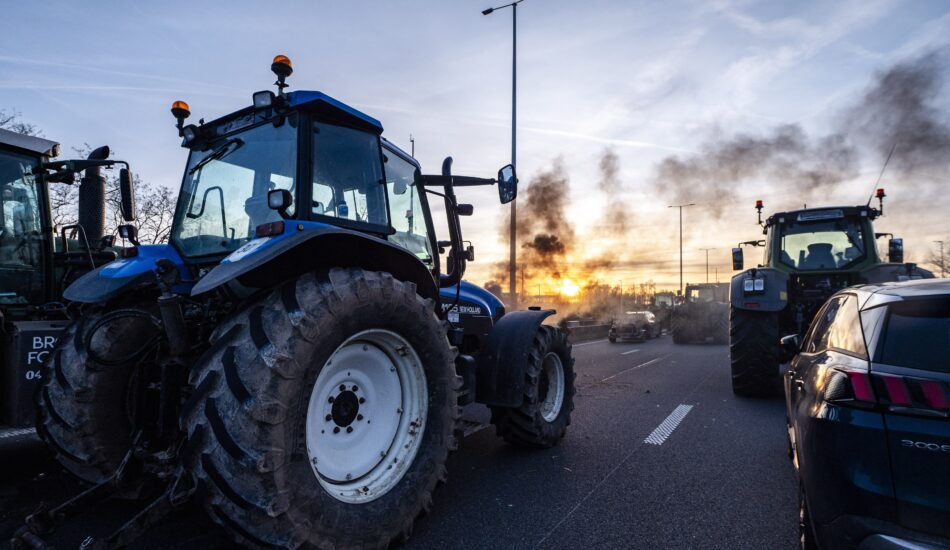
[475,309,555,407]
[63,267,154,304]
[730,268,789,313]
[190,227,439,302]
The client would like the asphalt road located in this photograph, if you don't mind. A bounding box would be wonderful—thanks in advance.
[1,336,797,549]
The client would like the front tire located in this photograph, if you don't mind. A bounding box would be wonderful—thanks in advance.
[38,307,159,485]
[729,306,781,396]
[489,326,575,448]
[183,269,459,549]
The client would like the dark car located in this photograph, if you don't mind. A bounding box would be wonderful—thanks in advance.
[609,311,659,343]
[783,279,950,549]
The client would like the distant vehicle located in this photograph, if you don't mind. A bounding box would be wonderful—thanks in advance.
[650,291,675,332]
[671,283,728,344]
[782,279,950,550]
[609,311,659,342]
[730,197,932,396]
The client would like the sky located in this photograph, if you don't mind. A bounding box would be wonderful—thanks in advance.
[2,0,948,291]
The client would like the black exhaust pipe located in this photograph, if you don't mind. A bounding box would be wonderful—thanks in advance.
[78,145,109,247]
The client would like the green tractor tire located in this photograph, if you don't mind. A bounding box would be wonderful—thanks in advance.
[729,306,781,396]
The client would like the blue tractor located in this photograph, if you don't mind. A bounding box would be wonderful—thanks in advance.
[25,56,576,549]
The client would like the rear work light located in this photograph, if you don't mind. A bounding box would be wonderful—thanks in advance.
[826,368,950,415]
[255,220,285,238]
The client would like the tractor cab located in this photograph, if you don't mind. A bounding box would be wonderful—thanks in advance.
[0,129,55,313]
[763,206,882,272]
[119,55,518,308]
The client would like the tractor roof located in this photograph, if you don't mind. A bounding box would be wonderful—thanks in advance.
[198,90,383,139]
[0,128,59,157]
[765,204,878,226]
[288,91,382,132]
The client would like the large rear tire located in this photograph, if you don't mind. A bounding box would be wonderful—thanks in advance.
[489,326,575,448]
[182,269,459,549]
[671,313,690,344]
[37,307,159,485]
[729,306,781,396]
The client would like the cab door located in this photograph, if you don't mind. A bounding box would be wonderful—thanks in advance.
[0,149,48,307]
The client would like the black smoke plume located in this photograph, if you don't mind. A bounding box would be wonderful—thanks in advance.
[653,50,949,214]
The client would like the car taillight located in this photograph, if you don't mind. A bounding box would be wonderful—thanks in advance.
[826,368,950,416]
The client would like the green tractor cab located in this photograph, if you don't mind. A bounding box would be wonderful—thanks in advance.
[728,196,932,396]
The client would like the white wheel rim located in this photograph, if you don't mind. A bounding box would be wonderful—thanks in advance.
[539,351,565,422]
[305,329,427,504]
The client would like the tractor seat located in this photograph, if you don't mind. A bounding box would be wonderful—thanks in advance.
[802,243,835,269]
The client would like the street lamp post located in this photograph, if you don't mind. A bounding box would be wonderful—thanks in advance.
[668,203,694,295]
[699,248,715,283]
[936,240,946,278]
[483,0,524,308]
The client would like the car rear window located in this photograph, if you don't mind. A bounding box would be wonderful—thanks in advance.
[876,298,950,373]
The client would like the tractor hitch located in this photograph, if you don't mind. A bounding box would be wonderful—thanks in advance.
[10,439,195,550]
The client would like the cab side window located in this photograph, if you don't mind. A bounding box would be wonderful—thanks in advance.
[383,151,433,265]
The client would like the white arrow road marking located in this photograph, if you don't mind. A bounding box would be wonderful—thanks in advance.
[644,404,693,446]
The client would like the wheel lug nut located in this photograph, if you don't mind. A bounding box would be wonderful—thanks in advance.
[359,397,366,404]
[328,396,334,403]
[339,384,346,392]
[333,427,340,434]
[357,414,363,421]
[325,414,332,422]
[352,385,358,392]
[346,426,353,433]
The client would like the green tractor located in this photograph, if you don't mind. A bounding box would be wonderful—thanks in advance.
[671,283,728,344]
[18,56,576,549]
[728,195,933,396]
[0,128,134,441]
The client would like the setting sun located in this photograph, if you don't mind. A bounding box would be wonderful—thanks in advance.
[559,278,581,298]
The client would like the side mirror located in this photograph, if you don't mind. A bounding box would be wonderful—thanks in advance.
[497,164,517,204]
[268,189,293,215]
[732,247,744,271]
[456,203,474,216]
[118,224,139,245]
[888,238,903,264]
[780,334,802,363]
[393,178,408,195]
[119,168,136,222]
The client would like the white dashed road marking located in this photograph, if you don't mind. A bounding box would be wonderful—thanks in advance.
[600,355,669,382]
[0,427,36,440]
[572,339,607,347]
[621,349,640,355]
[644,404,693,446]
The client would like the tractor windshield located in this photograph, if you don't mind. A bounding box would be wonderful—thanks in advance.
[687,286,721,303]
[778,219,866,271]
[0,149,44,305]
[171,117,298,258]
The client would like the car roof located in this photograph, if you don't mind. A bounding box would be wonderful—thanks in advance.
[845,279,950,310]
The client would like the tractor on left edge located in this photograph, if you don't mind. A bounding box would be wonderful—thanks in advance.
[0,128,136,442]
